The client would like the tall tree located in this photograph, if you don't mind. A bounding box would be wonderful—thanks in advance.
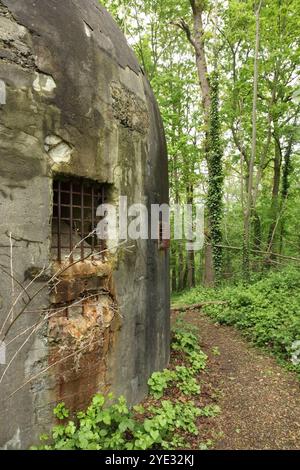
[103,0,300,285]
[174,0,224,286]
[243,0,263,279]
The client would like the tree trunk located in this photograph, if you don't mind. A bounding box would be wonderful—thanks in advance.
[189,1,214,286]
[171,244,177,292]
[243,0,262,280]
[190,1,214,287]
[186,185,196,288]
[177,1,225,287]
[203,239,214,286]
[253,210,262,271]
[178,243,185,291]
[189,2,212,128]
[279,131,294,253]
[266,135,282,259]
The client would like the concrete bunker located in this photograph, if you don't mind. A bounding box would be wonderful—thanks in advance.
[0,0,170,449]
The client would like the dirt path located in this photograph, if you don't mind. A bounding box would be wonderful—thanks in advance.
[179,310,300,450]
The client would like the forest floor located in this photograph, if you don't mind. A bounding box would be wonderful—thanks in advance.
[172,309,300,450]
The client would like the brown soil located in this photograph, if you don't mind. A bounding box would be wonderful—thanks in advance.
[174,310,300,450]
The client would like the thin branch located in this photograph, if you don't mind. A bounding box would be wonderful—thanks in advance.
[8,338,102,398]
[0,293,107,387]
[0,315,42,386]
[170,19,196,49]
[0,265,48,341]
[9,233,14,321]
[171,301,228,312]
[6,293,100,347]
[0,265,31,302]
[1,243,124,342]
[0,242,133,385]
[212,243,300,262]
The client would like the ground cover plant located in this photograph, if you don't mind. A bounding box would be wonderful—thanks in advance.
[173,267,300,376]
[33,320,220,450]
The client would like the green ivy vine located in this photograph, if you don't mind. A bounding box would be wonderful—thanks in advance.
[207,71,224,283]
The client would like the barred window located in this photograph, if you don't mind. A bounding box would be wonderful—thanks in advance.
[52,177,106,262]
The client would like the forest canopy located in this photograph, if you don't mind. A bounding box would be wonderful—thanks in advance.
[103,0,300,290]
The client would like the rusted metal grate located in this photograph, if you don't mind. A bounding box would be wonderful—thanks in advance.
[52,178,106,263]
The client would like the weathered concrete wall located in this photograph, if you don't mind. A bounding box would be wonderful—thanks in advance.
[0,0,169,449]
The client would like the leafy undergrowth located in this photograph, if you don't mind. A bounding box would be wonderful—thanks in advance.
[173,267,300,376]
[33,319,221,450]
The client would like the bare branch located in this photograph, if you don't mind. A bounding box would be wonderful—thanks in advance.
[0,241,133,386]
[0,293,106,387]
[0,265,48,341]
[8,338,102,398]
[172,301,228,312]
[1,243,122,341]
[212,244,300,263]
[9,233,14,320]
[0,265,31,302]
[6,293,100,347]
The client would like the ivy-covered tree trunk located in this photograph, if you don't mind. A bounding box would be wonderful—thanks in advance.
[207,71,224,284]
[279,128,295,254]
[266,134,282,260]
[177,0,224,286]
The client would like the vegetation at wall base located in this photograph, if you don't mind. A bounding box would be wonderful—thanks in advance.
[32,321,221,450]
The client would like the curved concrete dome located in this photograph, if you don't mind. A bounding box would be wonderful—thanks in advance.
[0,0,169,448]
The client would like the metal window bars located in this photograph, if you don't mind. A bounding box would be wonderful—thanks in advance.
[52,178,106,263]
